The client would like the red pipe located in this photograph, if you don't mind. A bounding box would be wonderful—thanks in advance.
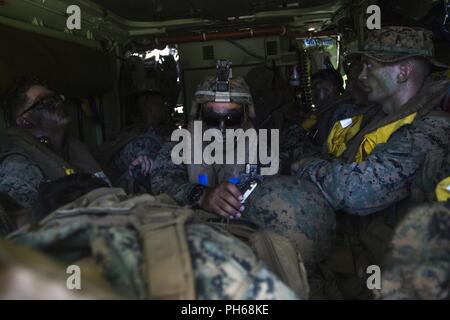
[142,26,337,50]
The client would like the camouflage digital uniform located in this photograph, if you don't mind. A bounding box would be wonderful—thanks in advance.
[376,153,450,299]
[279,95,361,173]
[151,141,198,205]
[294,27,450,217]
[94,125,165,194]
[110,126,165,174]
[0,127,110,232]
[290,27,450,298]
[244,175,336,266]
[0,153,45,211]
[377,201,450,299]
[8,188,299,300]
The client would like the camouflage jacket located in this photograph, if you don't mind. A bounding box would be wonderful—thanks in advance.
[109,125,165,173]
[295,80,450,216]
[377,153,450,299]
[151,142,204,206]
[0,128,105,211]
[0,153,45,211]
[93,125,165,194]
[93,125,164,184]
[378,201,450,299]
[279,98,360,173]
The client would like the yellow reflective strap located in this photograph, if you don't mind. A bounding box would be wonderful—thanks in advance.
[301,115,318,131]
[435,177,450,202]
[64,167,76,176]
[355,113,417,163]
[327,115,363,158]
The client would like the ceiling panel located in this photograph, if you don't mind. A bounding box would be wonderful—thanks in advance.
[92,0,336,21]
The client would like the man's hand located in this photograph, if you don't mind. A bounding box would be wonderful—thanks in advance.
[128,155,153,177]
[200,182,244,219]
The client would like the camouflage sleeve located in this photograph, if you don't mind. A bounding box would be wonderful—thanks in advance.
[296,116,450,215]
[151,142,200,206]
[112,134,163,172]
[279,123,316,172]
[0,154,44,210]
[187,224,299,300]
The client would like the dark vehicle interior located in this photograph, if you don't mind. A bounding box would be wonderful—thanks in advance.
[0,0,449,302]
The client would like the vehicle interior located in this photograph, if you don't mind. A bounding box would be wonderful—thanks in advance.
[1,0,449,301]
[1,0,448,148]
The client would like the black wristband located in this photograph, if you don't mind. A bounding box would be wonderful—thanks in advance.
[187,184,207,206]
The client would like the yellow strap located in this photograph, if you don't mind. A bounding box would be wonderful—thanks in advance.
[301,114,318,131]
[64,167,76,176]
[435,177,450,202]
[355,113,417,163]
[327,115,363,158]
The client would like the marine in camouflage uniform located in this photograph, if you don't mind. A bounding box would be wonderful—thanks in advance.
[280,59,368,174]
[279,95,361,173]
[93,125,165,194]
[377,201,450,299]
[293,27,450,217]
[92,90,174,195]
[7,183,299,300]
[151,73,257,206]
[151,72,336,269]
[290,27,450,298]
[0,80,110,229]
[376,152,450,299]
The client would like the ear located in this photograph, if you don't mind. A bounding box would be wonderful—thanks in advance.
[16,114,33,129]
[397,61,413,83]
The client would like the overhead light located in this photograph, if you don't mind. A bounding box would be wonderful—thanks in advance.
[239,15,255,20]
[308,27,316,32]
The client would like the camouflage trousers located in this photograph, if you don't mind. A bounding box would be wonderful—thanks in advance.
[246,175,336,266]
[376,202,450,300]
[11,221,298,300]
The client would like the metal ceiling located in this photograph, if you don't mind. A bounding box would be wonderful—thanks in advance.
[92,0,336,22]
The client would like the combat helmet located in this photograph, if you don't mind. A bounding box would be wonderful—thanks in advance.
[189,60,256,125]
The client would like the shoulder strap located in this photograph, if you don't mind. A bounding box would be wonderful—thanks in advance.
[343,80,450,162]
[93,125,146,167]
[2,127,72,179]
[1,127,103,180]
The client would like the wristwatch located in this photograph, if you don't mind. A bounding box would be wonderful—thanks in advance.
[188,184,207,206]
